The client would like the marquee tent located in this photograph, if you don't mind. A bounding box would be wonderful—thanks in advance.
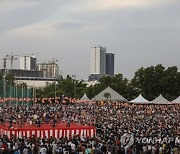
[151,94,170,104]
[130,94,149,104]
[92,87,128,102]
[171,96,180,104]
[80,93,90,101]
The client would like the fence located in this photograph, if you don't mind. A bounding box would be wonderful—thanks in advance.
[0,80,34,106]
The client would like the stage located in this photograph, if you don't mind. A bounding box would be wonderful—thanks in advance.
[0,122,96,139]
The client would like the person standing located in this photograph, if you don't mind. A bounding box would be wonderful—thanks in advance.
[39,145,47,154]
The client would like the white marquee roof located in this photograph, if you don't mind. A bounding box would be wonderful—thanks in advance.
[171,96,180,104]
[92,87,128,102]
[151,94,170,104]
[80,93,90,101]
[130,94,149,104]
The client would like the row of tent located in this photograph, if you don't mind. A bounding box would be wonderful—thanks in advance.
[81,87,180,104]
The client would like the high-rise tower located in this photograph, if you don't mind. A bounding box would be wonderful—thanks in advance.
[89,46,115,81]
[91,46,106,75]
[20,56,37,71]
[106,53,114,76]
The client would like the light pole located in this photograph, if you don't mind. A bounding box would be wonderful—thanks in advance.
[33,87,35,105]
[27,86,29,99]
[21,83,24,106]
[13,83,15,105]
[3,74,6,99]
[9,83,12,105]
[15,83,18,107]
[54,78,56,100]
[72,75,76,98]
[3,57,7,99]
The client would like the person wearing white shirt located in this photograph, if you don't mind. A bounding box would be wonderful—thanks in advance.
[39,145,47,154]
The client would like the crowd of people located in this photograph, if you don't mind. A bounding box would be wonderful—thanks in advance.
[0,100,179,154]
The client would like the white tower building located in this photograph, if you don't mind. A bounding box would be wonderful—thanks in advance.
[91,46,106,75]
[20,56,37,71]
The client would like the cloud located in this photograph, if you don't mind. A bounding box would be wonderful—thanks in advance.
[73,0,176,12]
[0,0,38,11]
[0,0,69,33]
[54,20,85,30]
[0,0,179,79]
[4,22,57,38]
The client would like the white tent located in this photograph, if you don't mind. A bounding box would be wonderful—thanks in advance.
[92,87,128,102]
[171,96,180,104]
[151,94,170,104]
[80,93,90,101]
[130,94,149,104]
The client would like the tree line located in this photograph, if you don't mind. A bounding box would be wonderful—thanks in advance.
[36,64,180,101]
[1,64,180,101]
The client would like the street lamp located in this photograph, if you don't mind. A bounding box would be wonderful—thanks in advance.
[15,83,18,107]
[54,78,57,100]
[3,71,6,99]
[72,75,76,98]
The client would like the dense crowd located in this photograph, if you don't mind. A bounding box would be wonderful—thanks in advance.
[0,101,179,154]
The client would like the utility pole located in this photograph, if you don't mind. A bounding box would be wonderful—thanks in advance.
[15,83,18,107]
[72,75,76,98]
[3,57,7,98]
[54,78,56,100]
[52,58,58,100]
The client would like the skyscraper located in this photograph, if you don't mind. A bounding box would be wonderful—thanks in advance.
[90,46,106,80]
[106,53,114,76]
[20,56,37,71]
[89,46,114,81]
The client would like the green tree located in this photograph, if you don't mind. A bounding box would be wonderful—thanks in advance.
[86,74,130,99]
[0,71,3,80]
[36,75,87,99]
[104,92,111,101]
[5,73,15,85]
[131,64,180,100]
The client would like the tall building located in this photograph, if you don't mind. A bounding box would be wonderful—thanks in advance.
[90,46,106,80]
[20,56,37,71]
[106,53,114,76]
[37,61,59,78]
[89,46,114,81]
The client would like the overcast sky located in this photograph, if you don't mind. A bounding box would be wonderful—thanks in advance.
[0,0,180,80]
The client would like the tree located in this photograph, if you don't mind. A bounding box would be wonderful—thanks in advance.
[131,64,180,100]
[36,75,87,98]
[5,73,15,85]
[104,92,111,101]
[86,74,130,99]
[0,71,3,80]
[36,65,180,101]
